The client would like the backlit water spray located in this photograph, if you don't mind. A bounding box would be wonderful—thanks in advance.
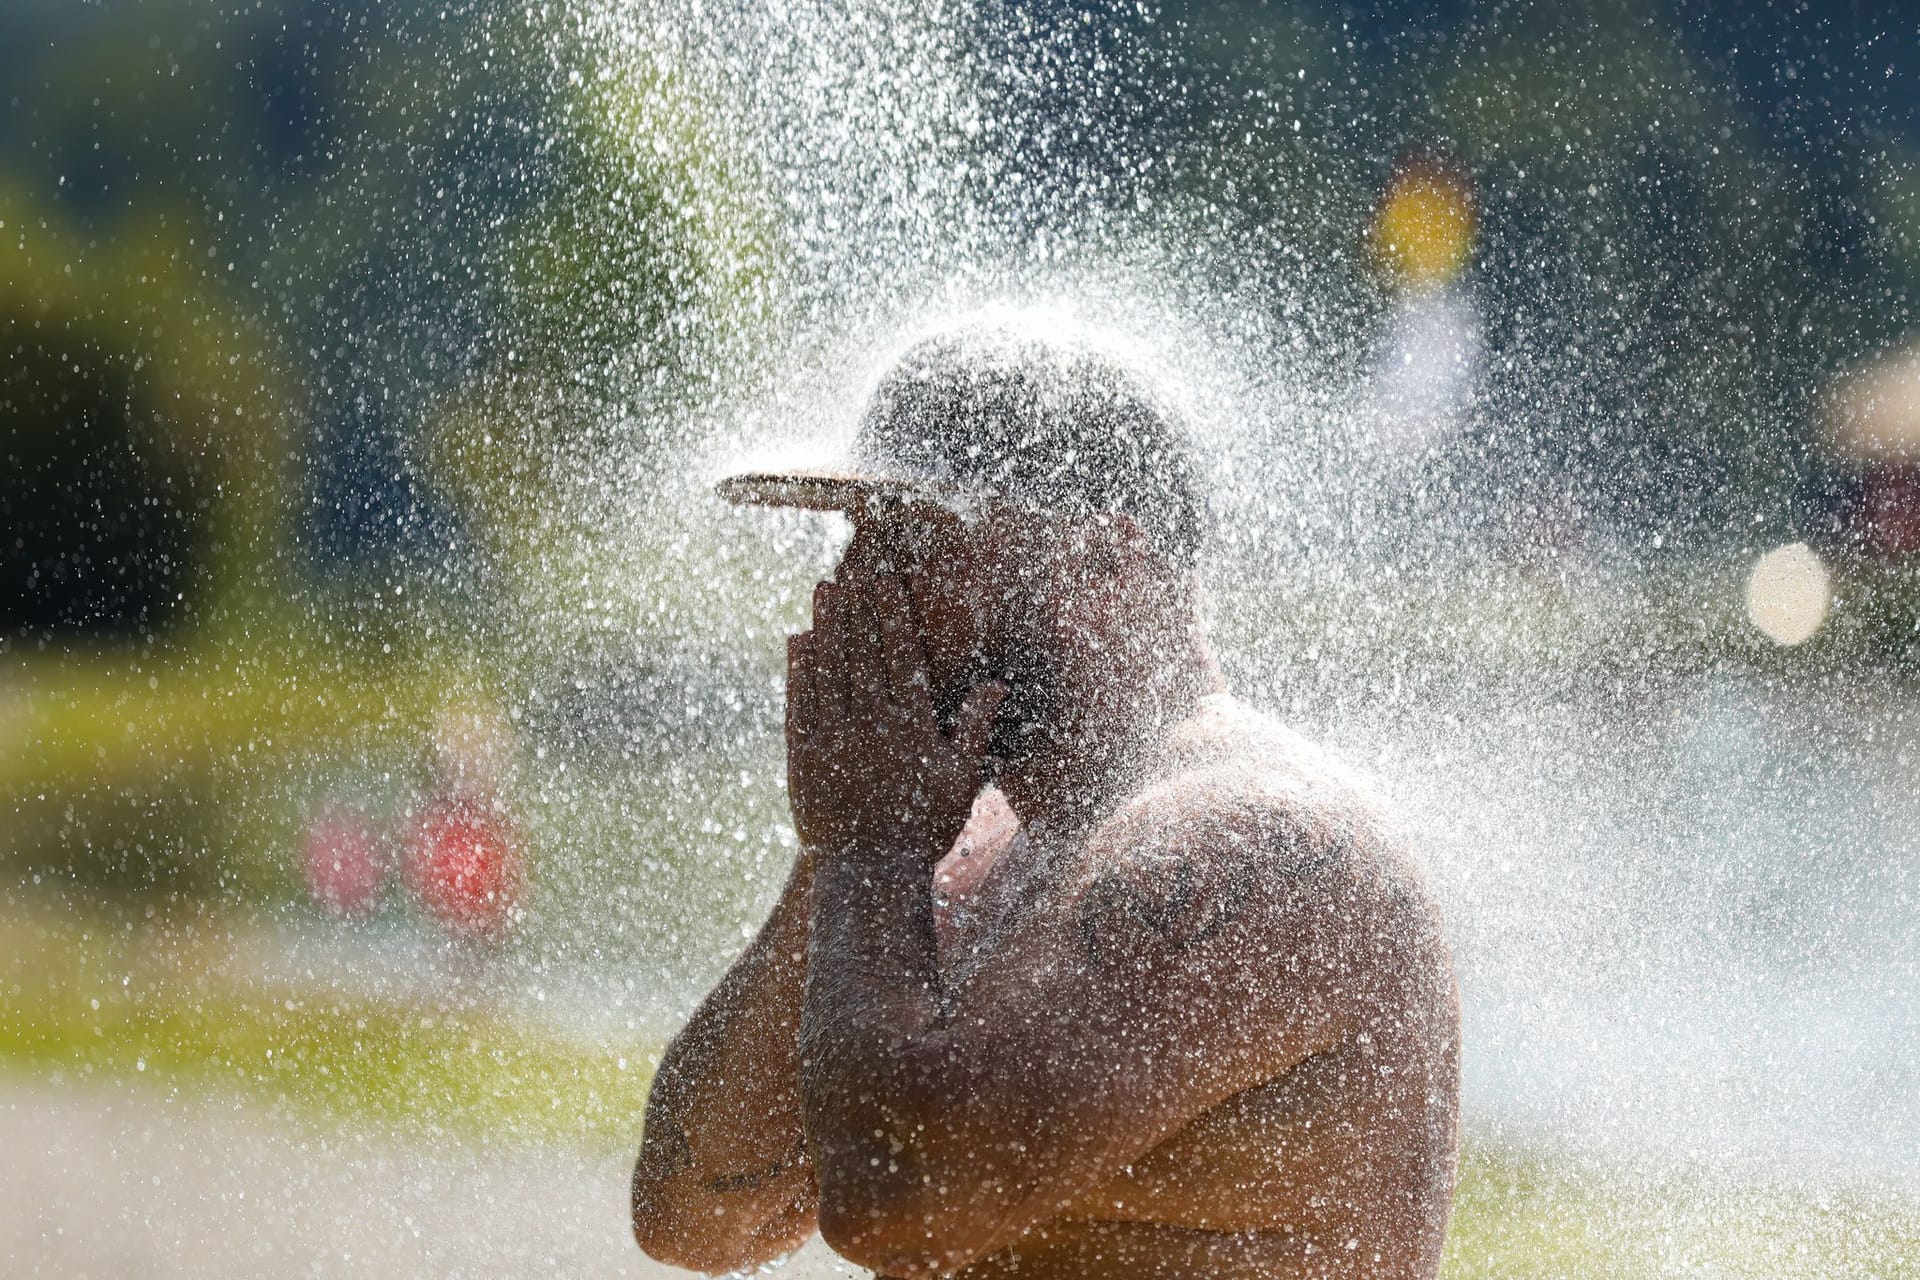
[448,2,1920,1272]
[7,2,1917,1275]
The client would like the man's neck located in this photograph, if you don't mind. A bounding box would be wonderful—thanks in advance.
[994,639,1226,837]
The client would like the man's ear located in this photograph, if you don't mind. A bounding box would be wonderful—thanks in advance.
[1090,512,1157,577]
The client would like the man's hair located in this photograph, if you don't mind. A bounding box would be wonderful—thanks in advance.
[853,324,1205,565]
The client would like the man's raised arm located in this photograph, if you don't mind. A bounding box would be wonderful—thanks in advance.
[631,631,832,1273]
[800,798,1348,1277]
[631,846,818,1273]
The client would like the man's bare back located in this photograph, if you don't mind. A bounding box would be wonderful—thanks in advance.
[921,695,1459,1278]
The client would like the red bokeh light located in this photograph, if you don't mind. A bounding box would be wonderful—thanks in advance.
[1857,464,1920,558]
[402,796,525,938]
[301,808,389,918]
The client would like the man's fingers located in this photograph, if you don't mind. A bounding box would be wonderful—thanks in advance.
[786,632,815,746]
[951,681,1009,766]
[811,582,850,728]
[838,576,889,711]
[874,576,934,717]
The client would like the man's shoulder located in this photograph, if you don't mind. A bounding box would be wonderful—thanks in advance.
[1071,697,1440,976]
[1103,695,1397,874]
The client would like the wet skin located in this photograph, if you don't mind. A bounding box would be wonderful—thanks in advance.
[632,504,1461,1279]
[917,707,1459,1279]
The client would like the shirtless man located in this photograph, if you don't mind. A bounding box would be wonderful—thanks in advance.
[631,326,1460,1278]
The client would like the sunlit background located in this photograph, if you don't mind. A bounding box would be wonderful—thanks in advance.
[4,1,1919,1275]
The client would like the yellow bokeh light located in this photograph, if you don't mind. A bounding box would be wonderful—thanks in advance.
[1371,163,1476,290]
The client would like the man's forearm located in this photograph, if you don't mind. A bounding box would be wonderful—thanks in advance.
[803,839,947,1051]
[632,853,819,1270]
[640,899,810,1185]
[799,836,964,1182]
[800,837,1033,1275]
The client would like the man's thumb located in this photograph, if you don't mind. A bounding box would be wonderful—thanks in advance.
[952,681,1009,764]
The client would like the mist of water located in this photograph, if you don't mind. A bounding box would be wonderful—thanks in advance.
[9,1,1918,1275]
[444,2,1920,1211]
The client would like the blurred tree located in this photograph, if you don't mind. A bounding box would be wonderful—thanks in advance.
[0,0,558,633]
[413,23,781,674]
[0,188,291,643]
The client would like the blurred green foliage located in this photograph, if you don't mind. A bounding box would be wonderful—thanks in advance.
[1175,0,1916,537]
[2,647,462,900]
[502,53,778,396]
[0,185,293,637]
[0,0,778,905]
[0,0,1917,1040]
[1441,1143,1920,1280]
[0,894,652,1148]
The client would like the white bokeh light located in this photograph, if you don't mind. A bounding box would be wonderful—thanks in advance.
[1745,542,1831,647]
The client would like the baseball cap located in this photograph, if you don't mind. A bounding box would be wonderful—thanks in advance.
[718,323,1204,563]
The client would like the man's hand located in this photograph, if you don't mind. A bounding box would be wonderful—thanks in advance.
[787,572,1005,861]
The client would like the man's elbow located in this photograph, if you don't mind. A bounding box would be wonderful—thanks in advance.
[814,1152,1003,1278]
[630,1178,728,1273]
[632,1222,738,1276]
[631,1161,788,1275]
[817,1194,961,1278]
[805,1047,1014,1272]
[633,1202,813,1276]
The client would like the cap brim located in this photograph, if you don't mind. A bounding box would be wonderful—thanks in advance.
[716,469,955,513]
